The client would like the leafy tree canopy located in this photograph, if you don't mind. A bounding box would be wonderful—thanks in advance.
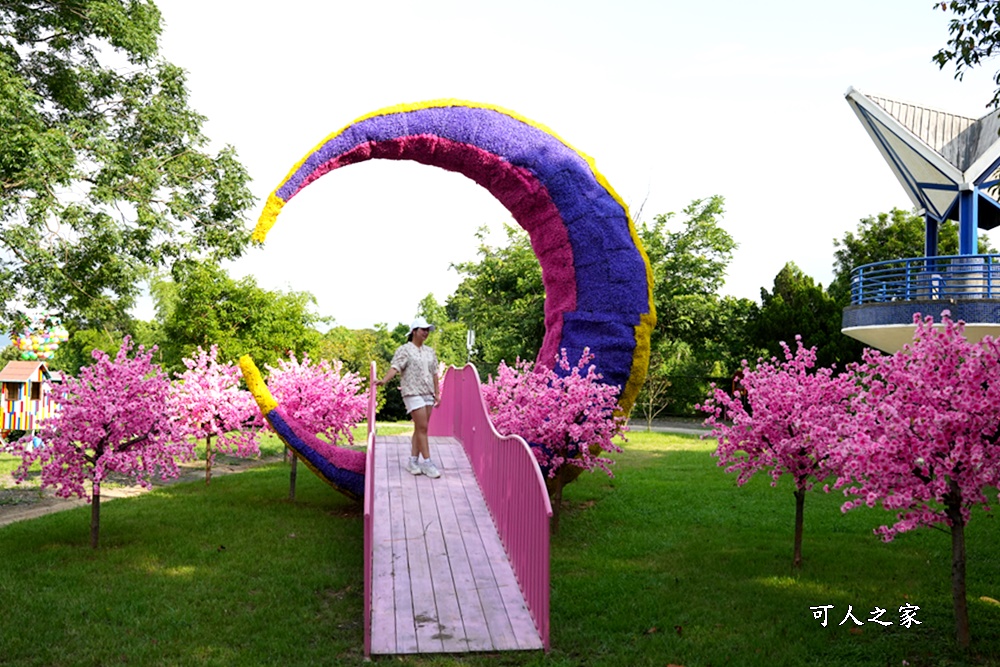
[154,261,323,373]
[318,322,405,418]
[638,195,755,372]
[320,326,384,378]
[753,262,862,369]
[446,224,545,373]
[933,1,1000,109]
[638,195,737,306]
[416,293,468,369]
[654,294,758,371]
[0,0,254,331]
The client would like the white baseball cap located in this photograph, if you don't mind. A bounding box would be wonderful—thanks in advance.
[409,317,436,333]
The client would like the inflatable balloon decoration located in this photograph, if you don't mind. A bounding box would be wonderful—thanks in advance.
[11,314,70,361]
[253,100,655,414]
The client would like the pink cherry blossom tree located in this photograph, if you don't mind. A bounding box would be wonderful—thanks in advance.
[835,313,1000,648]
[5,338,192,548]
[263,353,367,500]
[700,337,853,569]
[172,345,263,484]
[264,353,367,444]
[481,348,627,532]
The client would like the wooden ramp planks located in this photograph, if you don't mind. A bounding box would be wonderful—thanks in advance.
[369,435,543,655]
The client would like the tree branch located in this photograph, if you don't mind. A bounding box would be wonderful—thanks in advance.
[116,432,151,452]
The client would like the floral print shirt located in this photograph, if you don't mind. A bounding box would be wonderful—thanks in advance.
[390,342,439,397]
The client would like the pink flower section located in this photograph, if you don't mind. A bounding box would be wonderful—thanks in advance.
[172,345,262,465]
[272,408,366,475]
[834,313,1000,541]
[5,337,193,500]
[700,337,853,492]
[481,348,626,478]
[264,353,367,446]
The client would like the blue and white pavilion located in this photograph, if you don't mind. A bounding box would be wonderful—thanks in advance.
[843,87,1000,352]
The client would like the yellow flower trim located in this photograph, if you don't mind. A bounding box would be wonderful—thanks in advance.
[252,193,286,244]
[238,355,278,415]
[619,310,656,416]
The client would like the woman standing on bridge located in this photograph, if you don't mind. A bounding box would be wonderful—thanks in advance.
[375,317,441,478]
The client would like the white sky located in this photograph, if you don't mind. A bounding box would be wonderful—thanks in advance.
[135,0,1000,330]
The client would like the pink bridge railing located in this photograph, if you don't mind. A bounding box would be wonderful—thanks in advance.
[363,361,377,658]
[428,364,552,650]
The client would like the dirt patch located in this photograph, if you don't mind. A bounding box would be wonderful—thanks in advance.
[0,455,284,529]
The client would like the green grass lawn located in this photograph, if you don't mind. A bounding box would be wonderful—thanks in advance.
[1,430,998,666]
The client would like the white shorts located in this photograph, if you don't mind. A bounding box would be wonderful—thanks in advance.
[403,394,436,414]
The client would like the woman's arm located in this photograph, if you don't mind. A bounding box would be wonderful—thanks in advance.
[375,366,399,387]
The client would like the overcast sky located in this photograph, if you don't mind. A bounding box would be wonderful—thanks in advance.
[33,1,1000,338]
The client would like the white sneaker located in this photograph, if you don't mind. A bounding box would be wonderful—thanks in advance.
[419,459,441,479]
[405,457,422,475]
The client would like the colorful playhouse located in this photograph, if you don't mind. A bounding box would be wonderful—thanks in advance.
[0,360,59,437]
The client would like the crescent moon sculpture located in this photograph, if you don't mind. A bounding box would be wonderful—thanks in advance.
[254,99,654,412]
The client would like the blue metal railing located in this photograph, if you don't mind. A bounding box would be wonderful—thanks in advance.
[850,254,1000,305]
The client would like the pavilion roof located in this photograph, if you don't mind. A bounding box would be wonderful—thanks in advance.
[845,87,1000,228]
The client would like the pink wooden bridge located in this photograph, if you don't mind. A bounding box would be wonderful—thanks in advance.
[363,364,552,656]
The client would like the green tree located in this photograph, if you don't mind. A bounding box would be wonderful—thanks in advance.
[318,324,398,416]
[638,196,748,362]
[636,196,758,416]
[0,1,254,331]
[417,293,467,369]
[1,344,20,364]
[48,327,122,376]
[633,339,685,430]
[640,195,737,305]
[643,294,759,416]
[830,208,994,305]
[654,294,759,371]
[447,224,545,374]
[155,262,323,373]
[752,262,861,369]
[44,318,162,377]
[933,1,1000,109]
[319,326,383,377]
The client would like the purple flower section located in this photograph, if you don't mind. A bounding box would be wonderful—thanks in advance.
[267,408,365,500]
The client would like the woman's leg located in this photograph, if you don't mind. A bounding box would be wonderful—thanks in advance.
[409,408,420,458]
[410,405,433,460]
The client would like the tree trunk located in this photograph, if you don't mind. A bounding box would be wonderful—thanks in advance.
[550,473,563,535]
[90,482,101,549]
[946,481,970,648]
[289,455,298,501]
[792,487,805,569]
[645,394,653,432]
[205,434,213,485]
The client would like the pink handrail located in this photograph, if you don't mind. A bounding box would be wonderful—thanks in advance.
[362,361,377,658]
[428,364,552,650]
